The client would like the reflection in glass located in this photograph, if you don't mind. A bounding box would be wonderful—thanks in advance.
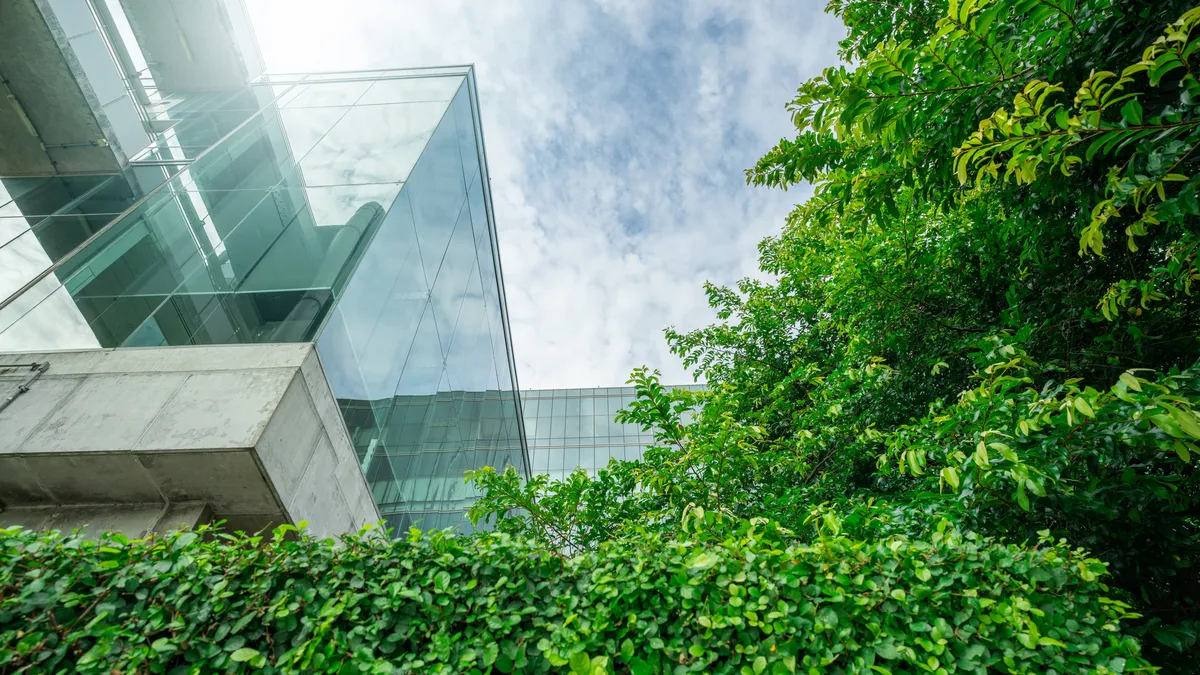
[0,68,526,534]
[520,386,705,477]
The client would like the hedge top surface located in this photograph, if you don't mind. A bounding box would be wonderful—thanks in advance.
[0,518,1147,674]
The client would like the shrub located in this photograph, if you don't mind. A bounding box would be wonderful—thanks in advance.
[0,516,1148,674]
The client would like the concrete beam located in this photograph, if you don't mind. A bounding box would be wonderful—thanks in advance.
[0,0,148,175]
[0,343,380,539]
[0,501,212,539]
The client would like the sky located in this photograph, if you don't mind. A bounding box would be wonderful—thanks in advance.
[245,0,845,389]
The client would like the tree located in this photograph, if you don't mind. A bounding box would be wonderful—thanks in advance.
[471,0,1200,666]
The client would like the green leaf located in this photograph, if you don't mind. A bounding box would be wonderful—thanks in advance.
[1038,637,1067,648]
[1118,372,1142,392]
[875,642,900,660]
[433,570,451,592]
[1073,397,1096,418]
[1016,483,1031,511]
[571,651,592,675]
[906,450,924,475]
[973,442,989,467]
[150,638,176,653]
[620,639,634,663]
[990,442,1019,463]
[172,532,198,550]
[1166,405,1200,439]
[230,648,259,663]
[687,550,720,572]
[753,655,767,674]
[483,643,499,666]
[1119,99,1143,125]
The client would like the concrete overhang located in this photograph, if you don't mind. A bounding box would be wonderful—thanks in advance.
[0,0,134,175]
[0,343,380,539]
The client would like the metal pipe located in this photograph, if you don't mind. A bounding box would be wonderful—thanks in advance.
[40,140,109,149]
[0,362,50,415]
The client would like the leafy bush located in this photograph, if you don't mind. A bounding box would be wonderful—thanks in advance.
[469,2,1200,668]
[0,517,1150,674]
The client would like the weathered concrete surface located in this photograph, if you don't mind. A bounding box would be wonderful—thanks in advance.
[0,502,212,539]
[0,0,147,175]
[0,344,380,540]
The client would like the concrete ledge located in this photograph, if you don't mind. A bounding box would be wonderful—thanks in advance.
[0,501,212,539]
[0,344,381,538]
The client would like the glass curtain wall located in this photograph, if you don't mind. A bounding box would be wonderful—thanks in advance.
[316,74,528,532]
[522,385,704,481]
[0,68,527,533]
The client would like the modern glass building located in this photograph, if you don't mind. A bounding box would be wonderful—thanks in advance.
[522,385,704,480]
[0,1,526,532]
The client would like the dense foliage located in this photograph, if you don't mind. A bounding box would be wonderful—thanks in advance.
[470,0,1200,669]
[0,518,1151,674]
[4,0,1199,671]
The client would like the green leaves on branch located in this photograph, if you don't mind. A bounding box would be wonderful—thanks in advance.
[469,1,1200,669]
[888,338,1200,513]
[949,7,1200,335]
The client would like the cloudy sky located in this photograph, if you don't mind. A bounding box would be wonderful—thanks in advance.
[246,0,845,389]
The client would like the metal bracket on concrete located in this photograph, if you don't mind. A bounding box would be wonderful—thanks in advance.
[0,361,50,415]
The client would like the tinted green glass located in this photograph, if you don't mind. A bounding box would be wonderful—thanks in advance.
[0,69,525,536]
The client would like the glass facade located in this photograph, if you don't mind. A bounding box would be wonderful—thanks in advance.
[0,68,527,532]
[522,385,704,480]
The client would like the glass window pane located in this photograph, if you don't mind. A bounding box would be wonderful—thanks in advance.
[429,202,474,349]
[358,76,465,105]
[0,229,53,302]
[276,107,352,165]
[0,175,112,219]
[0,178,48,214]
[309,183,402,226]
[408,109,467,279]
[444,265,492,391]
[391,302,443,396]
[0,275,99,351]
[531,448,549,473]
[0,218,30,249]
[284,81,371,108]
[562,447,579,472]
[577,415,594,439]
[299,101,450,186]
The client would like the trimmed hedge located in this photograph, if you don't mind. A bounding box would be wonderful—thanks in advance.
[0,520,1148,674]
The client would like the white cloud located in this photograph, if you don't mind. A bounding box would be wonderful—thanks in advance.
[247,0,844,388]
